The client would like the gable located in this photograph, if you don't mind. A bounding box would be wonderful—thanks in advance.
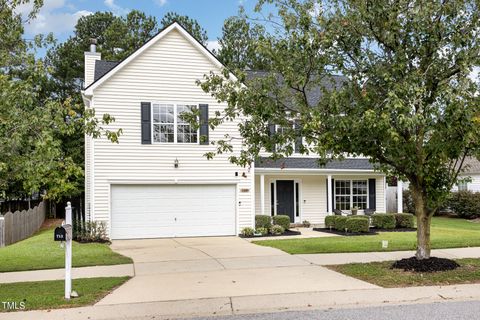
[83,23,232,95]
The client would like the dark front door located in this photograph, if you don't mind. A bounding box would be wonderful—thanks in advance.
[276,180,294,223]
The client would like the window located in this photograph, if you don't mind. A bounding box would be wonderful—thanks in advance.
[295,182,300,217]
[458,181,468,191]
[177,105,198,143]
[152,103,198,144]
[352,180,368,209]
[335,180,369,210]
[335,180,351,210]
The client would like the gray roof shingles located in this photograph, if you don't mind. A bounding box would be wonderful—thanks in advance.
[255,157,374,170]
[94,60,120,82]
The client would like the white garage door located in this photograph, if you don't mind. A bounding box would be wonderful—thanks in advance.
[111,184,236,239]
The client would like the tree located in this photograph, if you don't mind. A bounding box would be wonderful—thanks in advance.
[0,1,120,201]
[217,16,270,71]
[160,12,208,45]
[198,0,480,260]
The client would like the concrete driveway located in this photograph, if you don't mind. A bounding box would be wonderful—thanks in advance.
[97,237,377,305]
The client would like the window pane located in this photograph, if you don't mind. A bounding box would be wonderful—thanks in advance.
[352,180,368,209]
[177,105,197,143]
[334,180,351,210]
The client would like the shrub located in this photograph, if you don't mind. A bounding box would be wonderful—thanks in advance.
[371,213,396,229]
[345,216,370,233]
[446,191,480,219]
[272,215,291,230]
[302,220,311,228]
[325,216,336,228]
[255,227,268,236]
[334,216,348,231]
[73,219,109,243]
[255,215,272,229]
[394,213,415,228]
[270,224,285,235]
[241,227,255,237]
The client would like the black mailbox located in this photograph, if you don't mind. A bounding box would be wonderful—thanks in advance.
[54,226,66,241]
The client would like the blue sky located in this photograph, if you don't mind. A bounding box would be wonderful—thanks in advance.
[19,0,259,51]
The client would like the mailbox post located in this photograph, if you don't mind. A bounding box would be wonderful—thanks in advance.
[64,202,72,300]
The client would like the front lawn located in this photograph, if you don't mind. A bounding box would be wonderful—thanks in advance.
[254,217,480,254]
[328,258,480,287]
[0,277,129,312]
[0,228,132,272]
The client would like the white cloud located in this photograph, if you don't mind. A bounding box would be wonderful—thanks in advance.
[154,0,168,7]
[206,40,221,52]
[18,0,92,36]
[104,0,130,16]
[470,66,479,83]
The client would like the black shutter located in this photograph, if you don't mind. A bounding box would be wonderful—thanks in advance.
[368,178,376,210]
[331,178,335,210]
[294,120,303,153]
[199,104,209,145]
[268,123,276,153]
[141,102,151,144]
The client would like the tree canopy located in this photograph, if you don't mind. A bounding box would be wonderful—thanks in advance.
[199,0,480,259]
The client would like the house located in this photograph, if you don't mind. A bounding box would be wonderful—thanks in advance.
[81,22,389,240]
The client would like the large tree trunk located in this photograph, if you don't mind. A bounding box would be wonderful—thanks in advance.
[412,186,431,259]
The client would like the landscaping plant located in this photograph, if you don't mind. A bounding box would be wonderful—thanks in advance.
[394,213,415,229]
[371,214,397,229]
[345,216,370,233]
[446,191,480,219]
[272,215,291,231]
[241,227,255,237]
[270,225,285,235]
[255,215,272,229]
[255,227,268,236]
[334,216,348,232]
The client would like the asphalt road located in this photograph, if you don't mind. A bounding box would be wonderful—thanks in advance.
[182,300,480,320]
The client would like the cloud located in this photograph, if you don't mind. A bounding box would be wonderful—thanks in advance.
[470,66,479,83]
[206,40,221,52]
[18,0,92,36]
[154,0,168,7]
[104,0,130,16]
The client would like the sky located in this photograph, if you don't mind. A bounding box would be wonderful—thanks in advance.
[18,0,259,52]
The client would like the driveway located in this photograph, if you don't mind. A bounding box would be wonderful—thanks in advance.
[97,237,377,305]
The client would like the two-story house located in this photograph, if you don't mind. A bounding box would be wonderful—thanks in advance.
[82,22,388,239]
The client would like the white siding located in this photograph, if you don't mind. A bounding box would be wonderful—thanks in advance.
[87,29,253,234]
[452,174,480,192]
[255,174,385,225]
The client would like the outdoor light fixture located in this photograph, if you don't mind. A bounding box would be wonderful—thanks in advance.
[174,158,179,168]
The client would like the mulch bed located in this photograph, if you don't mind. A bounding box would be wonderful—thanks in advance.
[313,227,417,236]
[373,227,417,232]
[391,257,460,272]
[313,228,379,236]
[239,230,301,238]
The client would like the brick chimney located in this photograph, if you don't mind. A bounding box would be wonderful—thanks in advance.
[84,38,101,88]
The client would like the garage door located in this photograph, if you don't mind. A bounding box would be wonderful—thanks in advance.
[111,184,236,239]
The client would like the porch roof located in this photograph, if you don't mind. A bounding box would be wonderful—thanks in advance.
[255,157,374,171]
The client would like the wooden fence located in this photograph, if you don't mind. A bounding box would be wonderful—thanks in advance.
[0,202,46,247]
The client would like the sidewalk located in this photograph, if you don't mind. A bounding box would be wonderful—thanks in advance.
[1,283,479,320]
[296,247,480,265]
[0,264,134,283]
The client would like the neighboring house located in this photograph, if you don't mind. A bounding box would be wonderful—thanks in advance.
[81,22,388,240]
[451,157,480,192]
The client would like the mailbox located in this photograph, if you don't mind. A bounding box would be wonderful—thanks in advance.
[54,226,66,241]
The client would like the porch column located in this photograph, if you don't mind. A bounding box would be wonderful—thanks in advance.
[397,180,403,213]
[327,174,332,215]
[260,174,265,216]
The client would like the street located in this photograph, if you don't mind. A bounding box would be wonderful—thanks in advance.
[180,301,480,320]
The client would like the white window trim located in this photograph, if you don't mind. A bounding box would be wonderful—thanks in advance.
[334,179,369,211]
[275,124,302,155]
[151,102,199,144]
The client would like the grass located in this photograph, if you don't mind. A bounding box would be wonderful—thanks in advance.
[0,277,130,312]
[254,217,480,254]
[328,258,480,288]
[0,228,132,272]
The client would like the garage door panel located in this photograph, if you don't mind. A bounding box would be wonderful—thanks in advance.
[111,184,236,239]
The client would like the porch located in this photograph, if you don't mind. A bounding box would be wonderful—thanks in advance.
[254,157,402,225]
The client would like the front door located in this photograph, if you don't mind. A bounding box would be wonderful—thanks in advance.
[276,180,295,223]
